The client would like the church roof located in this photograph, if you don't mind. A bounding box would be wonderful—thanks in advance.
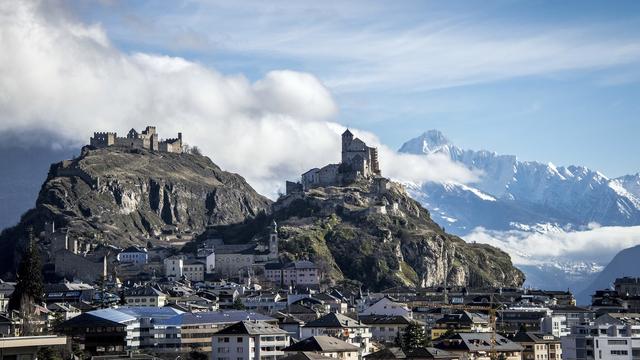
[342,129,353,136]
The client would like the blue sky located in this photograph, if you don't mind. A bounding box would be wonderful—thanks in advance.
[68,0,640,177]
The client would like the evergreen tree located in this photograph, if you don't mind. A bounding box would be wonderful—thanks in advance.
[231,298,246,310]
[401,321,429,350]
[8,229,44,335]
[9,230,44,311]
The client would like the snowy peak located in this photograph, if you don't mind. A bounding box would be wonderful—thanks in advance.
[399,129,453,155]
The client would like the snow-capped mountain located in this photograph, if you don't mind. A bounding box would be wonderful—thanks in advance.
[400,130,640,291]
[400,130,640,234]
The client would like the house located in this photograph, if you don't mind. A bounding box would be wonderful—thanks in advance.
[153,310,277,353]
[183,260,205,282]
[548,305,595,330]
[266,261,321,288]
[284,336,360,360]
[430,311,491,340]
[117,246,148,265]
[364,347,459,360]
[510,332,562,360]
[274,313,305,339]
[57,313,129,355]
[496,307,551,335]
[434,333,523,360]
[539,313,570,338]
[359,315,423,344]
[123,285,167,307]
[242,292,287,314]
[360,297,412,318]
[211,320,290,360]
[288,303,322,322]
[164,256,183,281]
[301,313,373,356]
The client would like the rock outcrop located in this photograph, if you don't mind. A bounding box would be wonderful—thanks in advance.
[222,178,525,291]
[0,146,271,276]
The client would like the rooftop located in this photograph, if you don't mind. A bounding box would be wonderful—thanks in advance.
[284,336,359,352]
[215,320,288,335]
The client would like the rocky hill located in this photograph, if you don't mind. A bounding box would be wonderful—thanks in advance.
[0,146,271,276]
[259,178,523,290]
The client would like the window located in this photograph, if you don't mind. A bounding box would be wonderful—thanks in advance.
[237,337,244,342]
[610,350,628,355]
[237,347,243,352]
[608,340,627,345]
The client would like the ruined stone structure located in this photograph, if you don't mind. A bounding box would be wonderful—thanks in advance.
[295,129,381,192]
[90,126,183,153]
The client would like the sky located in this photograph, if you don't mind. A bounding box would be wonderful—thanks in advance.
[64,0,640,178]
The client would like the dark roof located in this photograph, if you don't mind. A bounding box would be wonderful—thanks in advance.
[284,336,359,352]
[281,352,335,360]
[359,315,418,326]
[436,311,488,326]
[289,304,320,315]
[435,333,523,352]
[364,347,458,360]
[550,305,593,313]
[511,332,561,344]
[121,246,146,254]
[58,313,126,330]
[286,261,318,270]
[157,311,275,326]
[304,313,367,328]
[215,320,287,335]
[124,286,165,297]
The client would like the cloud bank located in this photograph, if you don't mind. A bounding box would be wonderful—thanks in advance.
[466,224,640,266]
[0,1,474,197]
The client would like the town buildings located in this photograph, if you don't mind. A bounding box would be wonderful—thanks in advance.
[211,320,290,360]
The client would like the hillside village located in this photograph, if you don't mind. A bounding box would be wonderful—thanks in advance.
[1,127,639,360]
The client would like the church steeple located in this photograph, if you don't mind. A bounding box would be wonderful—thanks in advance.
[268,220,278,261]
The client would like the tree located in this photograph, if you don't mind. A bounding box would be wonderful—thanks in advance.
[8,230,45,335]
[188,344,208,360]
[232,298,246,310]
[401,322,429,350]
[190,146,202,156]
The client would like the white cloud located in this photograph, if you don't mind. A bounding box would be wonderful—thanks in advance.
[92,1,640,93]
[0,1,475,197]
[466,225,640,266]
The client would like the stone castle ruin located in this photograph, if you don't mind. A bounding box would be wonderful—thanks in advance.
[90,125,183,153]
[287,129,382,193]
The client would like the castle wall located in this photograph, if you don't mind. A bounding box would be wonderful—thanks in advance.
[89,126,183,153]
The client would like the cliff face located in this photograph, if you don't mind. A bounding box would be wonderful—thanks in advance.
[271,179,524,290]
[0,146,271,276]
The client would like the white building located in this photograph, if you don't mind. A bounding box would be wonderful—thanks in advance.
[123,286,167,307]
[117,246,148,265]
[164,256,183,281]
[359,297,412,318]
[541,314,570,338]
[283,335,360,359]
[206,251,216,273]
[211,320,290,360]
[265,261,321,288]
[561,315,640,360]
[301,313,372,356]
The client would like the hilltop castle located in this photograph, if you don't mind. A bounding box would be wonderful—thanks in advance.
[90,125,183,153]
[287,129,381,193]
